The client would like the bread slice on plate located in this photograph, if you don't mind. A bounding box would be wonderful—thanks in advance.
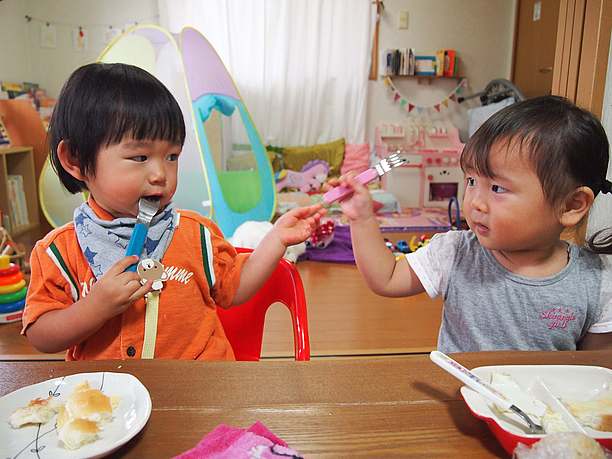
[56,404,100,450]
[9,397,58,428]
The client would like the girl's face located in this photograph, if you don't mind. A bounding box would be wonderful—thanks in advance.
[462,141,564,252]
[84,138,182,218]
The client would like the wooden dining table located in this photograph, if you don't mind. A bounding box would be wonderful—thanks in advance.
[1,350,609,458]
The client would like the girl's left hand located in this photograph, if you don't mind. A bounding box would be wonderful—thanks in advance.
[273,204,327,246]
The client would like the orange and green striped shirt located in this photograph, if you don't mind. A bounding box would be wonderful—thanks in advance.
[24,199,248,360]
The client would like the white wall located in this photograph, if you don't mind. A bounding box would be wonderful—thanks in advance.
[2,0,515,144]
[0,0,31,83]
[0,0,159,98]
[367,0,517,141]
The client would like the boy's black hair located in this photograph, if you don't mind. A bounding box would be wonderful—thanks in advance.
[48,62,185,193]
[460,95,611,253]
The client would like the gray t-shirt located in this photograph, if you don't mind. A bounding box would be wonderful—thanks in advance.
[406,230,612,353]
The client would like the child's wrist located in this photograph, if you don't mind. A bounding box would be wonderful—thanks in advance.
[348,213,377,225]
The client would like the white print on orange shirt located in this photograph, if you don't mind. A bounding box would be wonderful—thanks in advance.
[80,265,194,298]
[163,265,194,284]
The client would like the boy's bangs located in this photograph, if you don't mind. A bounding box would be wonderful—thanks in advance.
[102,84,185,147]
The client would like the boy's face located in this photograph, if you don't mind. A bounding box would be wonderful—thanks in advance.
[84,138,182,218]
[462,141,563,252]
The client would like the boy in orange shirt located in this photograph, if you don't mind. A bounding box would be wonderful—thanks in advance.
[24,63,325,360]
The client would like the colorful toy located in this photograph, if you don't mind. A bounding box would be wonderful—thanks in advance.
[384,236,431,254]
[395,240,411,253]
[0,255,26,324]
[384,238,395,251]
[409,234,431,252]
[306,220,335,249]
[276,160,330,193]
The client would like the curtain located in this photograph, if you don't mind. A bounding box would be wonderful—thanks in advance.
[159,0,371,146]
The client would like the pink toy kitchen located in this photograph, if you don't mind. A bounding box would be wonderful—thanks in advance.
[375,121,465,210]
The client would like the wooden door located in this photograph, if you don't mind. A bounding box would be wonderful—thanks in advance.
[552,0,611,118]
[513,0,561,98]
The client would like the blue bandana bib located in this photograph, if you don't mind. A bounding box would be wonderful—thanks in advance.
[74,202,178,278]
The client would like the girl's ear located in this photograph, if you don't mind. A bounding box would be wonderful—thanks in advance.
[559,186,594,228]
[57,140,86,182]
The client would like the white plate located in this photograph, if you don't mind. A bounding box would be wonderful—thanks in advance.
[460,365,612,441]
[0,372,152,459]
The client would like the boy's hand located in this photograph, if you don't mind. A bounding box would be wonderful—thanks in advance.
[328,173,375,222]
[272,204,326,246]
[87,256,152,320]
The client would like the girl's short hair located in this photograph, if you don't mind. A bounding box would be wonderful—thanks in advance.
[48,63,186,193]
[460,95,611,252]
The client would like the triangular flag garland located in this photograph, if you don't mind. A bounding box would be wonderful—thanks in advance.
[384,77,467,115]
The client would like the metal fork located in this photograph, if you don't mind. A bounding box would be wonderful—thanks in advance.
[323,153,406,204]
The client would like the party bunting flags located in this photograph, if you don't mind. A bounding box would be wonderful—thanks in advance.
[384,77,467,115]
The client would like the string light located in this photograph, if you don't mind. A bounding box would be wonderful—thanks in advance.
[24,13,158,30]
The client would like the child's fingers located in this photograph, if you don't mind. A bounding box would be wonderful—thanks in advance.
[128,279,153,303]
[291,204,323,218]
[107,256,139,276]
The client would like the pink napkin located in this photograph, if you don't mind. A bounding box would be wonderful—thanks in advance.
[173,421,303,459]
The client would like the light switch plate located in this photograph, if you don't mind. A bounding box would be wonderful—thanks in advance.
[399,11,409,29]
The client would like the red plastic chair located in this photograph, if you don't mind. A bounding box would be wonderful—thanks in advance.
[216,248,310,361]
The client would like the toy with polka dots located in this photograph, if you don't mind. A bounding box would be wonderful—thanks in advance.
[0,254,26,323]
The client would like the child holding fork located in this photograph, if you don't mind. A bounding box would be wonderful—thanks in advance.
[329,96,612,352]
[23,63,325,360]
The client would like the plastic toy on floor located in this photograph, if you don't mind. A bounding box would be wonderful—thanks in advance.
[383,235,431,255]
[0,255,26,324]
[409,234,431,251]
[306,220,335,249]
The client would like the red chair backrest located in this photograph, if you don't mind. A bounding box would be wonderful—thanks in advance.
[216,248,310,361]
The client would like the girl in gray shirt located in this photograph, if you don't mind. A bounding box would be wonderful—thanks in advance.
[332,96,612,353]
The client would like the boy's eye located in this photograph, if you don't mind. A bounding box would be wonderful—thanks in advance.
[466,177,476,186]
[130,155,147,162]
[491,184,508,193]
[167,153,179,161]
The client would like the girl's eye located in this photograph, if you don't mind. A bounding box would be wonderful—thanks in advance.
[466,177,476,186]
[491,184,508,193]
[131,155,147,162]
[167,153,179,161]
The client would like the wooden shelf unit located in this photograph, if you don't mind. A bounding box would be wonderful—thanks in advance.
[0,146,39,236]
[383,74,463,85]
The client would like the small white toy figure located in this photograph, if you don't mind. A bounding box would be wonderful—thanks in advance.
[137,258,168,291]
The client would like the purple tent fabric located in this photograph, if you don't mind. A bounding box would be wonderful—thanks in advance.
[299,225,355,264]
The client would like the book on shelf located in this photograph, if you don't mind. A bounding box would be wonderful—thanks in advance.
[415,55,436,76]
[382,48,416,76]
[444,49,456,77]
[0,115,10,146]
[7,174,29,229]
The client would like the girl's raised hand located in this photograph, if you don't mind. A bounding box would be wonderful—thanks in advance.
[272,204,327,246]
